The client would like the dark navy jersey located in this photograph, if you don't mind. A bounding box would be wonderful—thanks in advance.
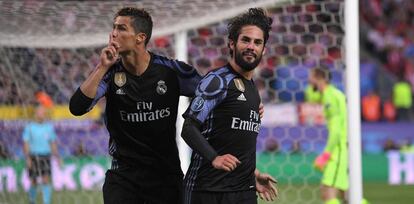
[183,64,261,192]
[88,52,201,175]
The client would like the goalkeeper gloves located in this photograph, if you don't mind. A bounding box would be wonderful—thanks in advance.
[314,152,331,172]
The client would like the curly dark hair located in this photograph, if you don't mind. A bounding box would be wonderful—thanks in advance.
[115,7,153,46]
[227,8,273,48]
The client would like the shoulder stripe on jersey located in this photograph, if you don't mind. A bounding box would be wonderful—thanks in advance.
[153,55,173,68]
[173,59,195,75]
[195,65,237,97]
[153,54,197,77]
[197,73,226,97]
[185,65,238,124]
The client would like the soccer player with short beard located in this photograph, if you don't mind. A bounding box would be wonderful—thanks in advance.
[181,8,278,204]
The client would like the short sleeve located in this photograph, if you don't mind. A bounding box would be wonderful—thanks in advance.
[48,123,57,141]
[22,124,30,142]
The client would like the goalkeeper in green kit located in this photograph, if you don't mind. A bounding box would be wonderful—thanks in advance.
[309,67,348,204]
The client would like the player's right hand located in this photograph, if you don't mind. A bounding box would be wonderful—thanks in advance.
[99,34,120,70]
[211,154,241,172]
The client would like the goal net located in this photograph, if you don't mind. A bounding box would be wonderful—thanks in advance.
[0,0,345,203]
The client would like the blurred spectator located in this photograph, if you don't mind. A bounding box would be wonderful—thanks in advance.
[74,142,88,157]
[383,138,399,152]
[35,91,54,108]
[290,140,301,154]
[361,1,414,122]
[386,47,405,77]
[400,139,414,153]
[383,100,396,122]
[362,91,381,122]
[0,140,10,159]
[392,78,412,121]
[360,58,378,97]
[264,137,279,153]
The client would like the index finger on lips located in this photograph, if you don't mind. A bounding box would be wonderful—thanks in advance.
[111,41,120,49]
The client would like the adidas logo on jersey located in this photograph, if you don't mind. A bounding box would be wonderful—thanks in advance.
[237,93,246,101]
[116,88,126,95]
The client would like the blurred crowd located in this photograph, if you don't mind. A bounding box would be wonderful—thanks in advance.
[360,0,414,121]
[1,0,414,119]
[0,0,345,106]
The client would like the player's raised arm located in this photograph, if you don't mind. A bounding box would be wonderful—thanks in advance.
[69,34,119,116]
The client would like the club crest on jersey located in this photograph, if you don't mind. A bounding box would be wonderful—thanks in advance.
[116,88,126,95]
[114,72,126,87]
[191,96,205,112]
[234,78,245,92]
[156,80,167,95]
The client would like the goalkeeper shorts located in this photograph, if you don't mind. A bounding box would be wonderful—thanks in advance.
[321,145,349,191]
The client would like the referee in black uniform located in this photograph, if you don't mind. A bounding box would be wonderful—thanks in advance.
[182,8,278,204]
[69,7,202,204]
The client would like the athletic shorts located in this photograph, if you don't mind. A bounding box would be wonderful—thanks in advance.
[28,155,51,179]
[102,164,183,204]
[322,144,349,191]
[185,190,257,204]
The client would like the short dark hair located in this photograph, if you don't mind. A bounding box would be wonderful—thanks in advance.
[312,67,332,81]
[115,7,153,46]
[227,8,273,47]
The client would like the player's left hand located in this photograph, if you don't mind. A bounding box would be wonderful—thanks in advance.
[259,103,264,119]
[256,172,278,201]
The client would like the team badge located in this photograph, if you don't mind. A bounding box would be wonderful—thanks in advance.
[114,72,126,87]
[190,96,205,112]
[156,80,167,95]
[116,88,126,95]
[234,78,245,92]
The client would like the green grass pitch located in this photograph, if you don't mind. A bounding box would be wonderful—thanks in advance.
[1,182,413,204]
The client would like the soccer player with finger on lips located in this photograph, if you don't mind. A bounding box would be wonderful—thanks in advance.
[69,7,202,204]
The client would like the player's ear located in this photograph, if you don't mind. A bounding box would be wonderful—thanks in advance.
[136,33,147,44]
[228,39,235,57]
[228,39,235,50]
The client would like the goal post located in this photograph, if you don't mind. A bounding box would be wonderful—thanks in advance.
[345,0,363,203]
